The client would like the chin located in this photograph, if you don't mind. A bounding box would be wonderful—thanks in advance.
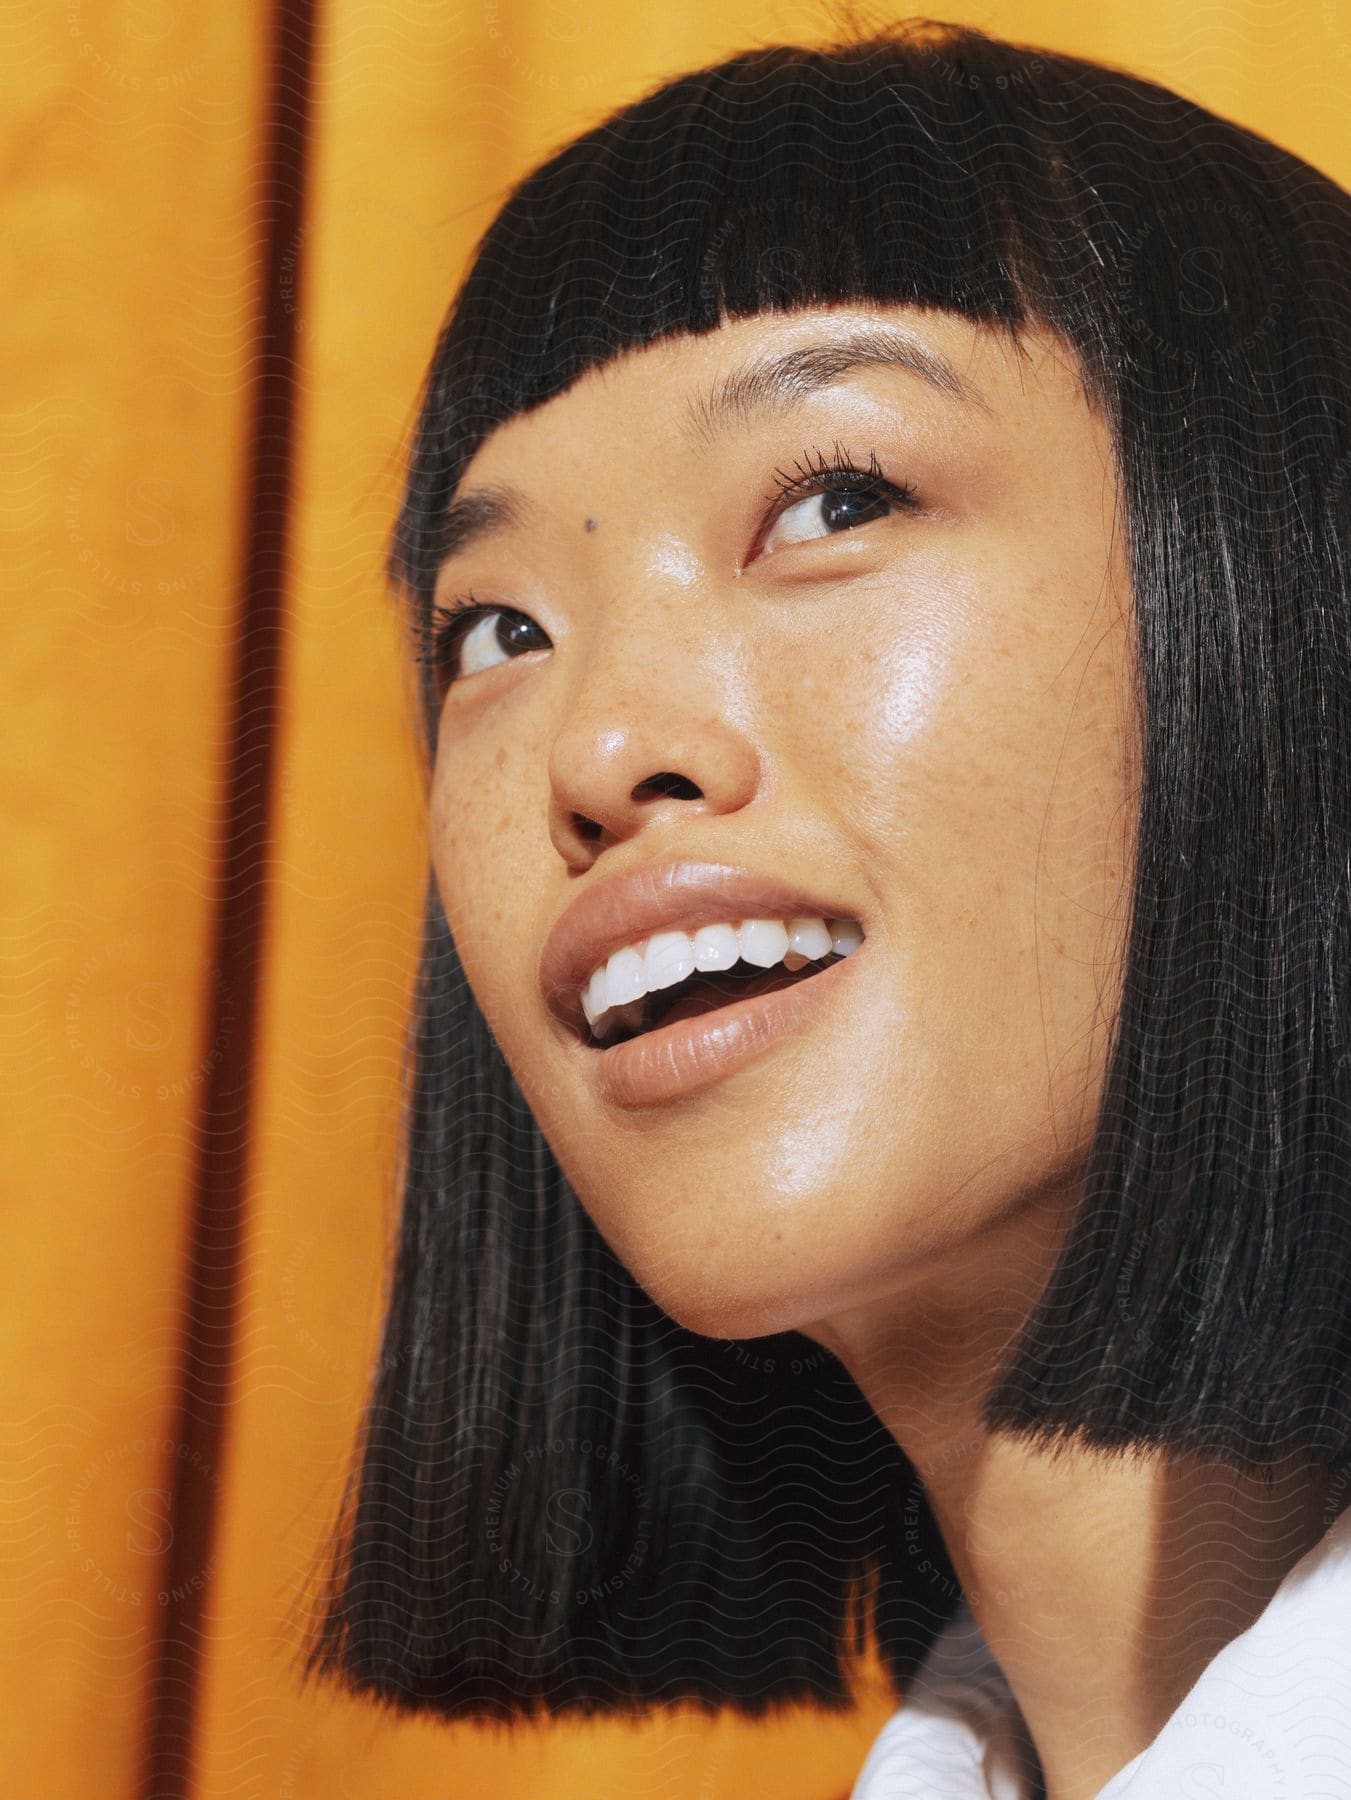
[626,1254,818,1344]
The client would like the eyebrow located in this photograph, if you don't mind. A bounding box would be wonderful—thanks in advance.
[435,325,990,576]
[681,323,992,448]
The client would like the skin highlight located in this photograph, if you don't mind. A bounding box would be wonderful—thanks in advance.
[426,303,1340,1800]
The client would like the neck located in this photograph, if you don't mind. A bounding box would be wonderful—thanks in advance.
[809,1207,1342,1800]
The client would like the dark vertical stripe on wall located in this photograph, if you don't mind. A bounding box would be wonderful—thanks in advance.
[138,2,316,1795]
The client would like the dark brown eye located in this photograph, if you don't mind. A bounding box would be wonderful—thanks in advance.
[759,446,917,560]
[761,481,896,554]
[424,603,550,690]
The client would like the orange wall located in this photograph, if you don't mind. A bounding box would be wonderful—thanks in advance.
[8,3,1350,1797]
[1,5,272,1797]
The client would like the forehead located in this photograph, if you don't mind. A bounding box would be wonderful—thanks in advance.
[440,305,1106,570]
[466,305,1091,464]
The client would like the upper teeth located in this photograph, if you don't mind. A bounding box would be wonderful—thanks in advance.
[580,915,864,1034]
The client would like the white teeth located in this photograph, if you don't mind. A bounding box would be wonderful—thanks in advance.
[829,918,864,956]
[737,918,790,967]
[788,916,834,961]
[583,964,608,1027]
[602,944,646,1012]
[692,922,739,971]
[578,912,864,1037]
[643,929,697,993]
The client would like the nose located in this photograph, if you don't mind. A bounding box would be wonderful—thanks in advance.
[546,643,763,865]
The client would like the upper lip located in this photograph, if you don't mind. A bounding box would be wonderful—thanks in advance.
[539,858,864,1040]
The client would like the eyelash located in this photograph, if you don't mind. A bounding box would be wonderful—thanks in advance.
[762,442,917,523]
[418,444,917,690]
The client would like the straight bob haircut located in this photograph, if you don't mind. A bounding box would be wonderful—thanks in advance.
[294,17,1351,1724]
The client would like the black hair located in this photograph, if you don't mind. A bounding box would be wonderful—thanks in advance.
[292,16,1351,1724]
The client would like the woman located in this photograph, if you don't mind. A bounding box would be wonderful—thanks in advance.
[295,20,1351,1798]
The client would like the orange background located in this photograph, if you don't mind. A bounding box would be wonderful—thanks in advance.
[7,2,1349,1796]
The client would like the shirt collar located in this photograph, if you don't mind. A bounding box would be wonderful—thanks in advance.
[851,1499,1351,1800]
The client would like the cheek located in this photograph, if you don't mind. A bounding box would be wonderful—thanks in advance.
[428,737,548,1037]
[830,553,1133,1130]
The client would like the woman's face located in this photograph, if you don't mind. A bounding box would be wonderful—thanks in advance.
[427,303,1138,1341]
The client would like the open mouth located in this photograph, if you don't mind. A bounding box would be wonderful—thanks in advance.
[588,951,848,1048]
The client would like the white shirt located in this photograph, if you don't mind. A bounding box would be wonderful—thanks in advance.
[851,1499,1351,1799]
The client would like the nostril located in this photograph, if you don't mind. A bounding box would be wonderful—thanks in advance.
[633,772,701,801]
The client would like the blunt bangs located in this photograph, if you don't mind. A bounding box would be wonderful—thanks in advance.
[295,19,1351,1723]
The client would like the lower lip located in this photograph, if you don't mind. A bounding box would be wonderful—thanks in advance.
[584,945,867,1109]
